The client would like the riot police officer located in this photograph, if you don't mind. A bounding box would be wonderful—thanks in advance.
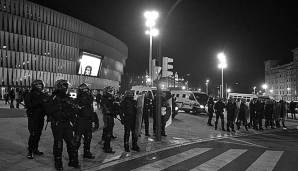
[45,80,80,170]
[207,97,215,126]
[74,83,98,159]
[100,86,115,153]
[24,80,48,159]
[214,98,225,131]
[120,90,139,152]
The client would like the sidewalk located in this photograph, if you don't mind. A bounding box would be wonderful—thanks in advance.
[0,108,298,171]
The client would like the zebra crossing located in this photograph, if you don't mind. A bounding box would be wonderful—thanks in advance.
[128,148,284,171]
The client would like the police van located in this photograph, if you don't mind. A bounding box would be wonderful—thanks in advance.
[171,90,208,114]
[131,85,155,100]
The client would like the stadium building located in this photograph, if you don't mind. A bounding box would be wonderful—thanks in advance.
[0,0,128,98]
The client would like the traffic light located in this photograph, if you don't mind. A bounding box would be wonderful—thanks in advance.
[162,57,173,77]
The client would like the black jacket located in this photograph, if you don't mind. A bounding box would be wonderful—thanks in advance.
[24,90,48,118]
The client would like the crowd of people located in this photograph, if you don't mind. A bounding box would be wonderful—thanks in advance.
[3,87,29,109]
[23,79,172,171]
[207,97,290,132]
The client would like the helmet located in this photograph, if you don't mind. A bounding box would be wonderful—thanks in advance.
[78,83,90,91]
[55,79,70,90]
[31,80,44,91]
[103,86,114,94]
[124,90,134,98]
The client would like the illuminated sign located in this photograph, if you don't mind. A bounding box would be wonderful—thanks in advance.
[78,52,102,77]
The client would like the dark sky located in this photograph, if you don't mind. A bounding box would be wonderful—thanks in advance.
[30,0,298,93]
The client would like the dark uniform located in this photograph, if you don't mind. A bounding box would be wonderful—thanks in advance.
[143,92,152,136]
[74,83,98,159]
[100,86,115,153]
[214,99,225,131]
[207,97,215,126]
[45,80,80,170]
[289,101,296,119]
[226,99,236,132]
[255,100,265,130]
[264,100,274,129]
[120,91,139,152]
[249,100,257,129]
[237,101,248,131]
[24,80,48,159]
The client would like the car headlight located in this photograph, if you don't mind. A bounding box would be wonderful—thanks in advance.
[200,105,204,109]
[175,106,179,111]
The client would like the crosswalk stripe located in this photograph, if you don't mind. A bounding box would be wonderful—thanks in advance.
[131,148,212,171]
[246,150,283,171]
[190,149,247,171]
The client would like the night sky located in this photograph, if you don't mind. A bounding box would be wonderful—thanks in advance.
[30,0,298,93]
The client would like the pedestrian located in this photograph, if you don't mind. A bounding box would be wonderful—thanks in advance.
[226,98,236,132]
[15,88,22,109]
[280,100,288,129]
[273,100,281,128]
[142,91,152,136]
[236,99,248,131]
[152,95,157,135]
[74,83,99,159]
[214,98,225,131]
[4,91,9,104]
[8,87,15,108]
[45,79,80,170]
[264,100,274,129]
[120,90,139,152]
[289,101,296,119]
[207,97,215,126]
[255,99,265,130]
[100,86,116,153]
[249,99,257,129]
[24,80,48,159]
[112,93,121,139]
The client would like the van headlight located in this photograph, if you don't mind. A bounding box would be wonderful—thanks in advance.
[200,105,204,109]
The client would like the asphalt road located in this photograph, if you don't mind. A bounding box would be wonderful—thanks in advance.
[90,128,298,171]
[0,108,26,118]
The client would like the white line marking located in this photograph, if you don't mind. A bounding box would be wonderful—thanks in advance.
[131,148,212,171]
[190,149,247,171]
[246,150,283,171]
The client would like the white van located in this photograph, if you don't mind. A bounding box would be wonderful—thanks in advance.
[131,85,155,100]
[171,90,207,113]
[228,93,257,102]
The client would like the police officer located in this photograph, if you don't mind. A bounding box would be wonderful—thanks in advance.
[255,99,264,130]
[237,99,249,131]
[46,80,80,170]
[226,98,236,132]
[100,86,115,153]
[24,80,48,159]
[143,92,152,136]
[207,97,215,126]
[74,83,98,159]
[120,90,139,152]
[214,98,225,131]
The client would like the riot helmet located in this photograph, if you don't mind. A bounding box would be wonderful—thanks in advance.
[31,80,44,91]
[54,79,70,94]
[103,86,114,95]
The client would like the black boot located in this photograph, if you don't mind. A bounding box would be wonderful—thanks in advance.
[104,148,115,153]
[132,145,140,152]
[68,161,80,169]
[124,143,130,152]
[54,158,63,171]
[27,151,34,159]
[33,149,44,156]
[83,150,95,159]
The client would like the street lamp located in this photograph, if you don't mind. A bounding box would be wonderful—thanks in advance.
[144,10,159,86]
[262,84,268,95]
[205,79,209,95]
[217,52,227,98]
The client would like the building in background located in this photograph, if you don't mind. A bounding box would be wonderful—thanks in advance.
[0,0,127,98]
[265,48,298,101]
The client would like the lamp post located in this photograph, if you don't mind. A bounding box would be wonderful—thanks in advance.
[144,10,159,86]
[217,52,227,98]
[206,79,209,95]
